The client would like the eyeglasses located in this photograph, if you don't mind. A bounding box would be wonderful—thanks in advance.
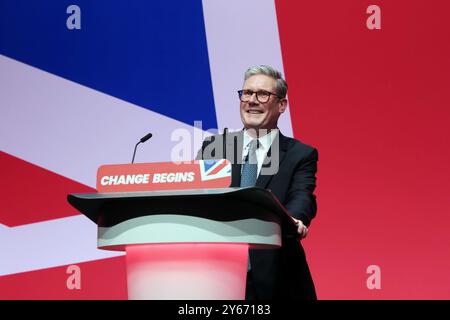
[237,89,280,103]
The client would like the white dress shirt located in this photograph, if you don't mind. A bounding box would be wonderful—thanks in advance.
[242,129,279,177]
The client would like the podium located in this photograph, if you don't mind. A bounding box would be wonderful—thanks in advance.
[67,162,297,299]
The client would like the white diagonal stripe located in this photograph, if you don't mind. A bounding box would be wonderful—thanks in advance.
[0,54,206,188]
[0,216,123,276]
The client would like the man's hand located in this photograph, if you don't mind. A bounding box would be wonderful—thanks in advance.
[292,218,309,239]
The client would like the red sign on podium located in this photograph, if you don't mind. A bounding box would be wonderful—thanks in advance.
[96,159,231,192]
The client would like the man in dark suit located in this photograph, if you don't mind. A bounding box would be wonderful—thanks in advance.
[197,65,318,300]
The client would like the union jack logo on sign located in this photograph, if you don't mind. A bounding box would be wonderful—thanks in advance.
[199,159,231,181]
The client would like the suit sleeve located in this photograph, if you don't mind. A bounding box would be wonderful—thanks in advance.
[284,147,318,227]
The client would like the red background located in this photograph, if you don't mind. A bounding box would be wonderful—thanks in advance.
[276,0,450,298]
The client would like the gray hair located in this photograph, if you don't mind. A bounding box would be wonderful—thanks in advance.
[244,65,288,98]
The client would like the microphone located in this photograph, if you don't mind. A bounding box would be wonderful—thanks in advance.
[140,132,153,143]
[223,127,228,160]
[132,132,152,163]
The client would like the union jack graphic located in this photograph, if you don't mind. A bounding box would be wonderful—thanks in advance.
[0,0,290,299]
[199,159,232,181]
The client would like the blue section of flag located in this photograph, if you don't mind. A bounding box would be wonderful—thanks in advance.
[0,0,217,129]
[202,160,218,173]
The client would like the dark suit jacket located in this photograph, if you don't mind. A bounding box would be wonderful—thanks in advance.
[197,130,318,300]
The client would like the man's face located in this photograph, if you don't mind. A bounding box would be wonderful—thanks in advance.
[240,74,287,131]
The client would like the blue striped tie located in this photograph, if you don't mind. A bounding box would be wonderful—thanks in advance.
[240,140,258,187]
[240,139,258,272]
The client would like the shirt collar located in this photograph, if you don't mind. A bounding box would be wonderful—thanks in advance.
[243,129,279,151]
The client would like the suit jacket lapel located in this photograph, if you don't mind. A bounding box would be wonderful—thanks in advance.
[227,130,290,189]
[255,131,289,189]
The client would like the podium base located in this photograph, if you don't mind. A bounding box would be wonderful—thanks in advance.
[125,243,248,300]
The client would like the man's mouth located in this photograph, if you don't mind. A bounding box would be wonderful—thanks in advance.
[247,109,264,114]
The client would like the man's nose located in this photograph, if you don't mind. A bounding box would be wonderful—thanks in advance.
[248,92,259,104]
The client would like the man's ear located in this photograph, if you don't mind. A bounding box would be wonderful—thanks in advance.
[279,99,288,114]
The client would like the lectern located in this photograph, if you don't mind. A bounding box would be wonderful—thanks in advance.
[67,161,297,299]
